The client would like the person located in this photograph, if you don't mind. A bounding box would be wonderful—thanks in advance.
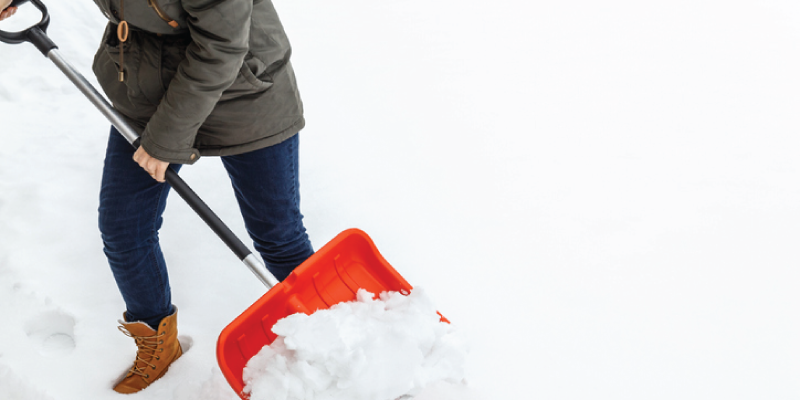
[2,0,315,394]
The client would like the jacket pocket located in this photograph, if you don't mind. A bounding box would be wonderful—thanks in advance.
[98,24,163,107]
[99,23,129,69]
[219,53,275,102]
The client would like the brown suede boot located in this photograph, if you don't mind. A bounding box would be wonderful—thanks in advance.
[113,308,183,394]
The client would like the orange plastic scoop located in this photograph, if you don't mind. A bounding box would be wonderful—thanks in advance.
[217,229,422,398]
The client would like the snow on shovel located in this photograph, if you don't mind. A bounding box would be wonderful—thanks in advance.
[218,228,451,399]
[0,2,449,398]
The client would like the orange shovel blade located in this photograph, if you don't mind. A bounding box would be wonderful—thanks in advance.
[216,229,415,398]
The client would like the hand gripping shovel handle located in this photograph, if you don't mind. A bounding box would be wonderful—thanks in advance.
[0,0,280,289]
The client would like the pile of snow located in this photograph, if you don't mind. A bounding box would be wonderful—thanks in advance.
[242,289,468,400]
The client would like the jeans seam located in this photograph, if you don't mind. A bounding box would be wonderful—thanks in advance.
[289,137,301,232]
[150,181,171,313]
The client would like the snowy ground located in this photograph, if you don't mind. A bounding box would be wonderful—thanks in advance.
[1,1,800,399]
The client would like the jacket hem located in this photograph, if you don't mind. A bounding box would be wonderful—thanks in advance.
[140,135,201,165]
[197,117,305,157]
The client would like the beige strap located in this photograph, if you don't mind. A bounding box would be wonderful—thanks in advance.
[117,0,128,82]
[148,0,179,28]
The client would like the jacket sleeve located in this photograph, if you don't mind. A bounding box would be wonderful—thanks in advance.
[139,0,253,164]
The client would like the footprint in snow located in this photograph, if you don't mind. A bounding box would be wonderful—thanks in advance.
[24,310,76,357]
[178,335,194,353]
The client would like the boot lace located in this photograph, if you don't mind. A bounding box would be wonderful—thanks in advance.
[118,325,166,380]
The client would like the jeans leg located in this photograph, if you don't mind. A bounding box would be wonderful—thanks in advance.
[98,127,180,328]
[221,134,315,282]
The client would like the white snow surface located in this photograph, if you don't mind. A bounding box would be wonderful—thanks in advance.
[243,289,467,400]
[1,1,800,399]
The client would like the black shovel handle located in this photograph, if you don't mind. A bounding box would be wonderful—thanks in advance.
[0,0,57,56]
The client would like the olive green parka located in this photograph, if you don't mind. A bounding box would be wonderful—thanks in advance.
[91,0,304,164]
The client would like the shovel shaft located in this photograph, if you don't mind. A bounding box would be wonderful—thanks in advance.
[48,50,138,143]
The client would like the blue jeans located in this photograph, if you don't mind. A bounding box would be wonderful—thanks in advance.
[99,127,314,328]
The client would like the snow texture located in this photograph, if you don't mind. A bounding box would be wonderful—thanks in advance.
[243,289,468,400]
[1,0,800,399]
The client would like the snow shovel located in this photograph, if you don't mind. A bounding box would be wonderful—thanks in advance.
[1,2,445,398]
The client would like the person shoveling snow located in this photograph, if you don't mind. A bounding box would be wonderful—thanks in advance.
[1,3,467,398]
[243,289,468,400]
